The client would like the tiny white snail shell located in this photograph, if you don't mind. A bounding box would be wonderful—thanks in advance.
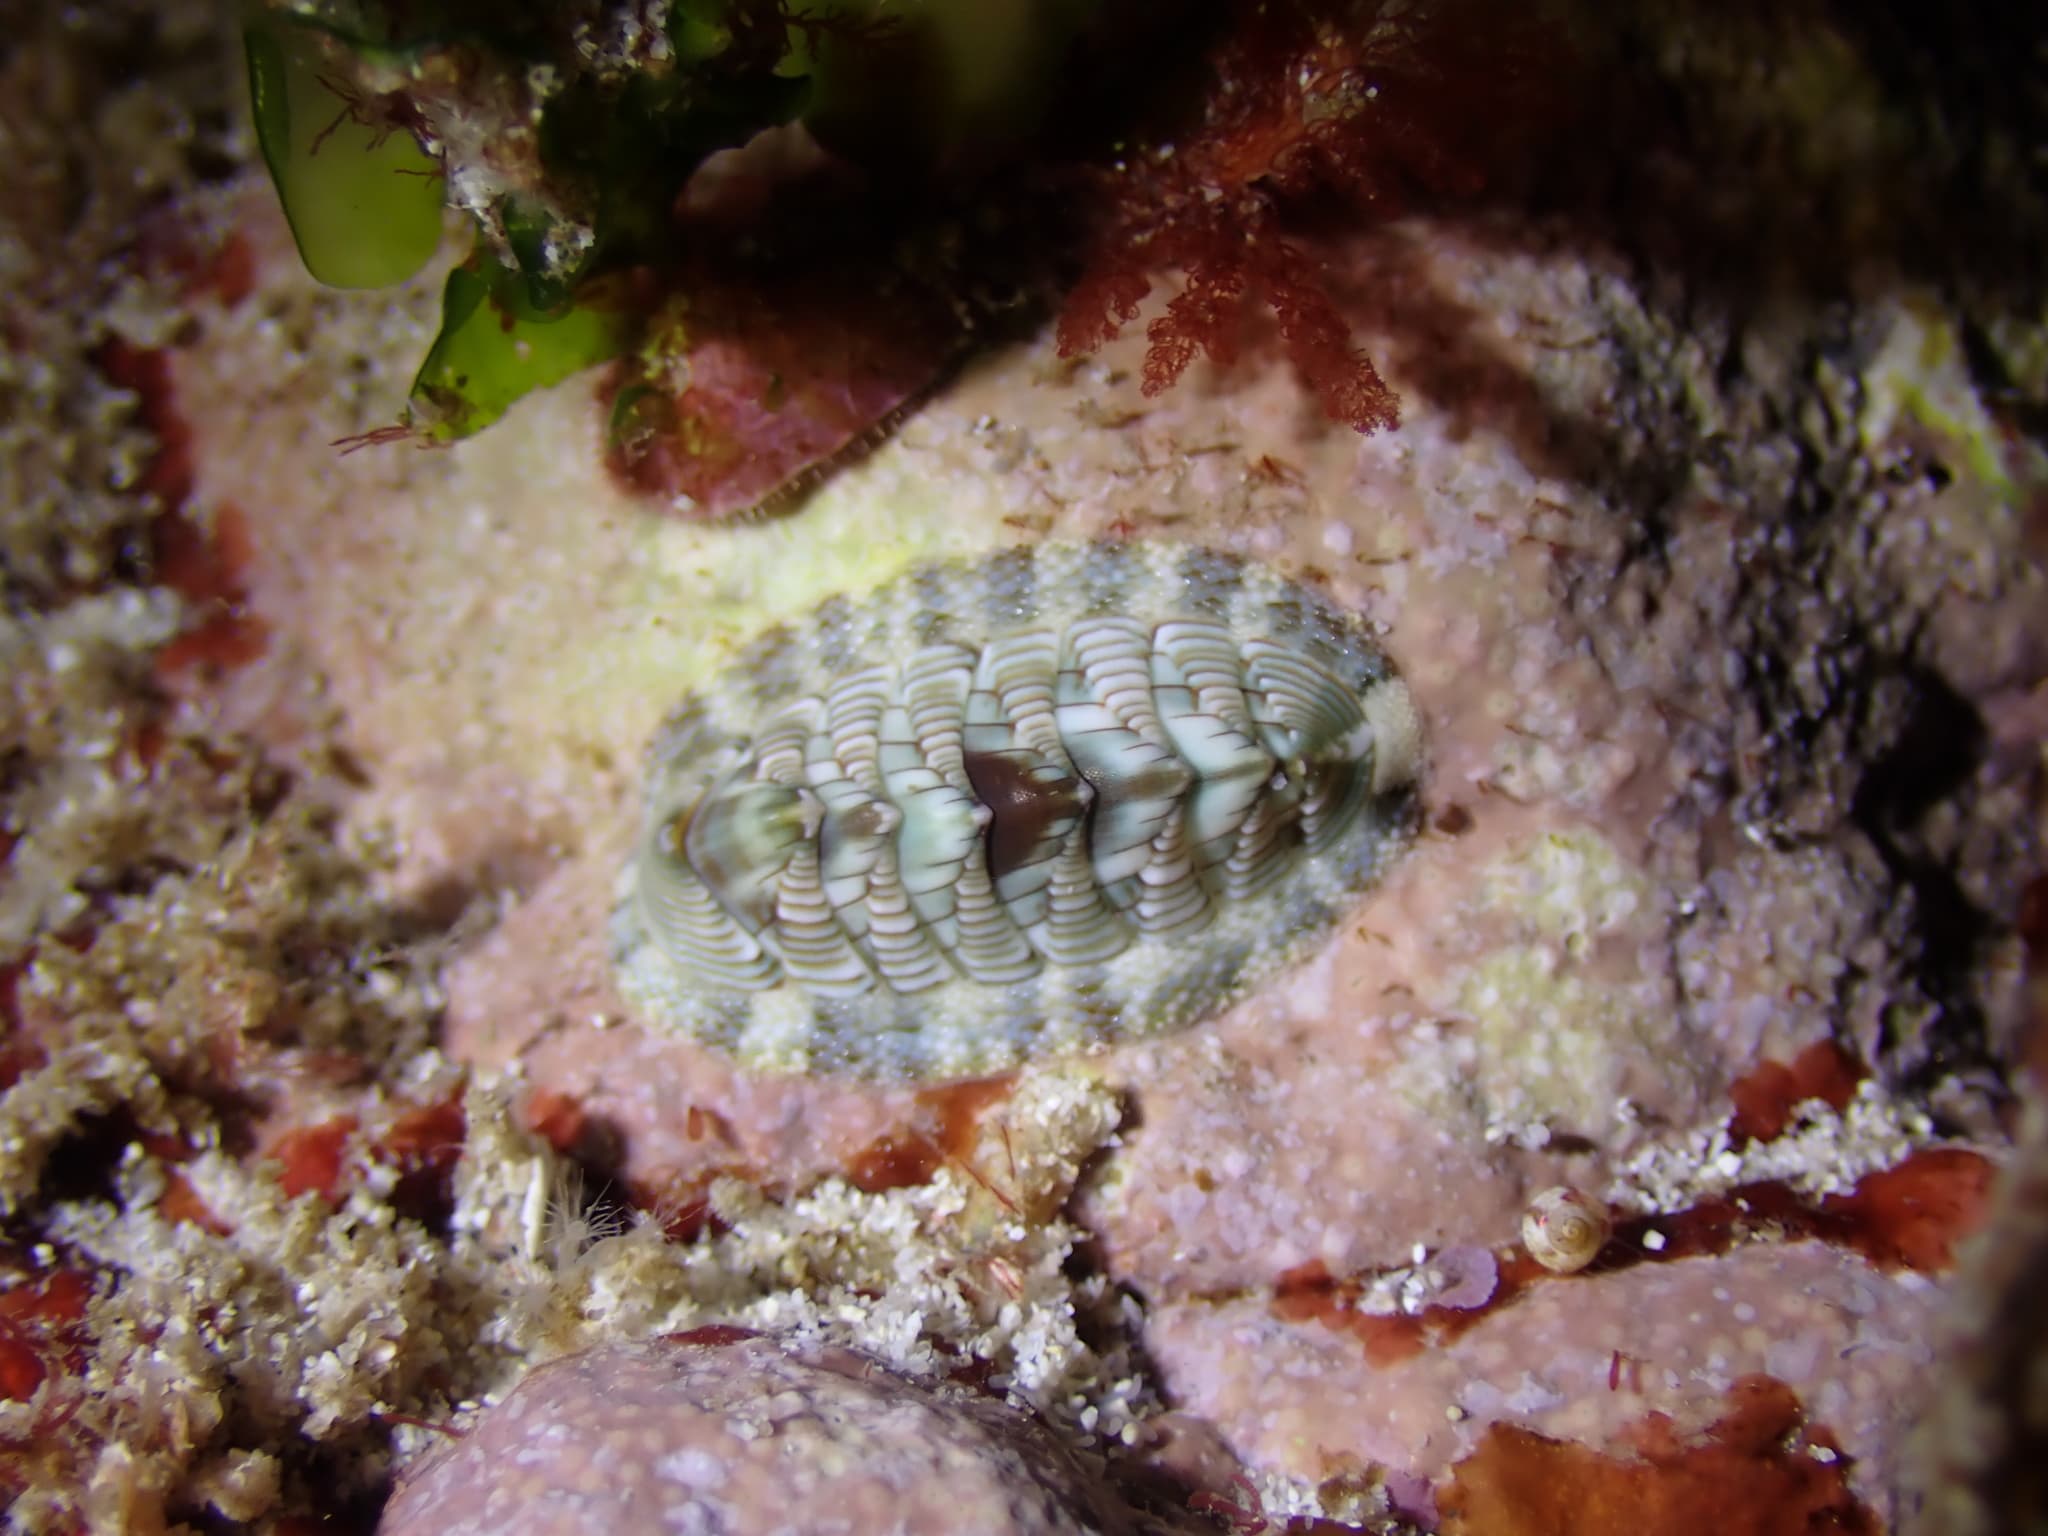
[1521,1185,1611,1274]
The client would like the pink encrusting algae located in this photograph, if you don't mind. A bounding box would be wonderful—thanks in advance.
[0,2,2043,1532]
[376,1334,1143,1536]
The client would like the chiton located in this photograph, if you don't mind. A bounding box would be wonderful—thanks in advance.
[612,539,1422,1081]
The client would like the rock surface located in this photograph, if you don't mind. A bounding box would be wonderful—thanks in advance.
[1,3,2042,1531]
[164,162,2042,1523]
[1147,1241,1946,1502]
[378,1334,1142,1536]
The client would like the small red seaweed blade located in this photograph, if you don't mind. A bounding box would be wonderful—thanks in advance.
[605,262,962,520]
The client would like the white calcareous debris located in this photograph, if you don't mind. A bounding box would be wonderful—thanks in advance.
[1607,1081,1952,1215]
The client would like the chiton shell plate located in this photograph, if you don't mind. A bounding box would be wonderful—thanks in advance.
[612,540,1422,1081]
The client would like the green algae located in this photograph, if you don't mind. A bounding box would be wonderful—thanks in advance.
[245,16,446,290]
[408,257,635,441]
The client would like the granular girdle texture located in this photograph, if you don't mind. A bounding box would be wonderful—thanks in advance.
[614,541,1421,1080]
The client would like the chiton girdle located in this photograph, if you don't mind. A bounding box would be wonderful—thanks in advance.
[612,539,1422,1081]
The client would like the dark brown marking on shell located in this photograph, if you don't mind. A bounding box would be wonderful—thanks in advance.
[962,750,1085,882]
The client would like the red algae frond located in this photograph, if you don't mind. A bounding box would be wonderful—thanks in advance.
[1727,1041,1869,1144]
[1058,0,1562,433]
[602,262,960,520]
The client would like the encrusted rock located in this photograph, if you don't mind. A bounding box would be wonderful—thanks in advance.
[378,1334,1140,1536]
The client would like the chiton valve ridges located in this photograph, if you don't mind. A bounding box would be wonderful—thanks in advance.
[613,540,1423,1081]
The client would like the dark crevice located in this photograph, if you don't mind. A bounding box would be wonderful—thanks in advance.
[1849,666,2001,1076]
